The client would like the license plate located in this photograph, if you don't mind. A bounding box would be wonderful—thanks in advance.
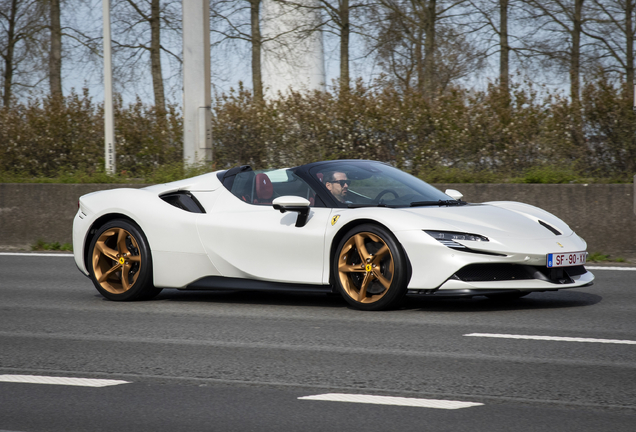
[547,251,587,268]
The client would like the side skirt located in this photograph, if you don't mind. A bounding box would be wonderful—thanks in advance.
[185,276,334,294]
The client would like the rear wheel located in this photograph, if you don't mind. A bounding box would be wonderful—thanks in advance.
[333,224,408,311]
[88,219,161,301]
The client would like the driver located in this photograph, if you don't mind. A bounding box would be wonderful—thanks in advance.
[324,171,350,203]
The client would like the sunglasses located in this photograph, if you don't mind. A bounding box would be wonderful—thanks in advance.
[328,180,350,186]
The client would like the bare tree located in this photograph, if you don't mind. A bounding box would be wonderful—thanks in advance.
[49,0,62,98]
[211,0,265,101]
[369,0,479,97]
[39,0,104,101]
[329,0,354,91]
[110,0,182,111]
[467,0,521,92]
[0,0,47,106]
[211,0,316,101]
[281,0,370,92]
[586,0,635,104]
[376,0,438,95]
[249,0,263,101]
[498,0,509,89]
[435,26,486,91]
[520,0,591,104]
[47,0,101,100]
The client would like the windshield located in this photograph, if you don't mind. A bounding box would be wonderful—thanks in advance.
[309,161,454,207]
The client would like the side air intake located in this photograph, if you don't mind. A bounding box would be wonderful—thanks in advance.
[160,191,206,213]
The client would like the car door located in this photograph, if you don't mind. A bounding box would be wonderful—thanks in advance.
[196,170,332,285]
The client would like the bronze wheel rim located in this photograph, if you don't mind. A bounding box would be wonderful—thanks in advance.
[92,227,142,294]
[338,232,394,304]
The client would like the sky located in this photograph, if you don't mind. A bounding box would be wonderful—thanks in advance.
[55,0,571,108]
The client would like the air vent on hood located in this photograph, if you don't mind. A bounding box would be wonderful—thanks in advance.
[539,220,561,236]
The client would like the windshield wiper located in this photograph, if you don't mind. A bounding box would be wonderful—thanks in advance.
[410,200,466,207]
[347,200,466,208]
[347,203,391,208]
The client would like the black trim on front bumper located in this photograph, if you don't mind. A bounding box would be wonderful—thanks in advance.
[406,284,592,298]
[452,264,588,284]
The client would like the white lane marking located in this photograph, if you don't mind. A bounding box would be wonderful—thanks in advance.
[298,393,483,409]
[586,266,636,271]
[0,253,73,257]
[0,375,130,387]
[465,333,636,345]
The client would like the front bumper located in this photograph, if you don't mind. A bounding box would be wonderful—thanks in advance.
[397,229,593,291]
[436,268,595,291]
[72,208,91,276]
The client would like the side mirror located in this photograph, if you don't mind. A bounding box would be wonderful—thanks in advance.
[272,196,311,227]
[445,189,463,201]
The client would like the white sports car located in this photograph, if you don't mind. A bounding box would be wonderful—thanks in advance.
[73,160,594,310]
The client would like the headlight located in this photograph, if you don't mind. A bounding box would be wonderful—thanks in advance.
[425,231,489,249]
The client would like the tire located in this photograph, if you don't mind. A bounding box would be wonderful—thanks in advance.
[333,224,408,311]
[88,219,161,301]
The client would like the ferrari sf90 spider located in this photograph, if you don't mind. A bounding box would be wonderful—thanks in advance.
[73,160,593,310]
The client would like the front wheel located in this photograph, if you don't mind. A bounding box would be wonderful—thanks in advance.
[333,224,408,311]
[88,219,161,301]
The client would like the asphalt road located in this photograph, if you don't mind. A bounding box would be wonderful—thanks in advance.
[0,254,635,431]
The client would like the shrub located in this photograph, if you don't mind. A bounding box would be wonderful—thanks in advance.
[0,90,183,179]
[582,75,636,178]
[0,89,103,177]
[211,77,634,182]
[1,76,634,183]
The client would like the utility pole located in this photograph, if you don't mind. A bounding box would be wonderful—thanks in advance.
[261,0,325,96]
[182,0,212,165]
[103,0,115,174]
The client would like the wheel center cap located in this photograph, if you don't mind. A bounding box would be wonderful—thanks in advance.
[119,257,125,265]
[365,264,372,272]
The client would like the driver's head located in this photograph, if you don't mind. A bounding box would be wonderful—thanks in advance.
[325,171,349,203]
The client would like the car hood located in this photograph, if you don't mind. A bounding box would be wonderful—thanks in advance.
[393,201,574,240]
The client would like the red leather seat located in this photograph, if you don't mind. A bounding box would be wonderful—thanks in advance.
[254,173,273,204]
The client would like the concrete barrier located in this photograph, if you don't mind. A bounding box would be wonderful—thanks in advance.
[1,182,634,256]
[435,183,635,257]
[0,183,147,250]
